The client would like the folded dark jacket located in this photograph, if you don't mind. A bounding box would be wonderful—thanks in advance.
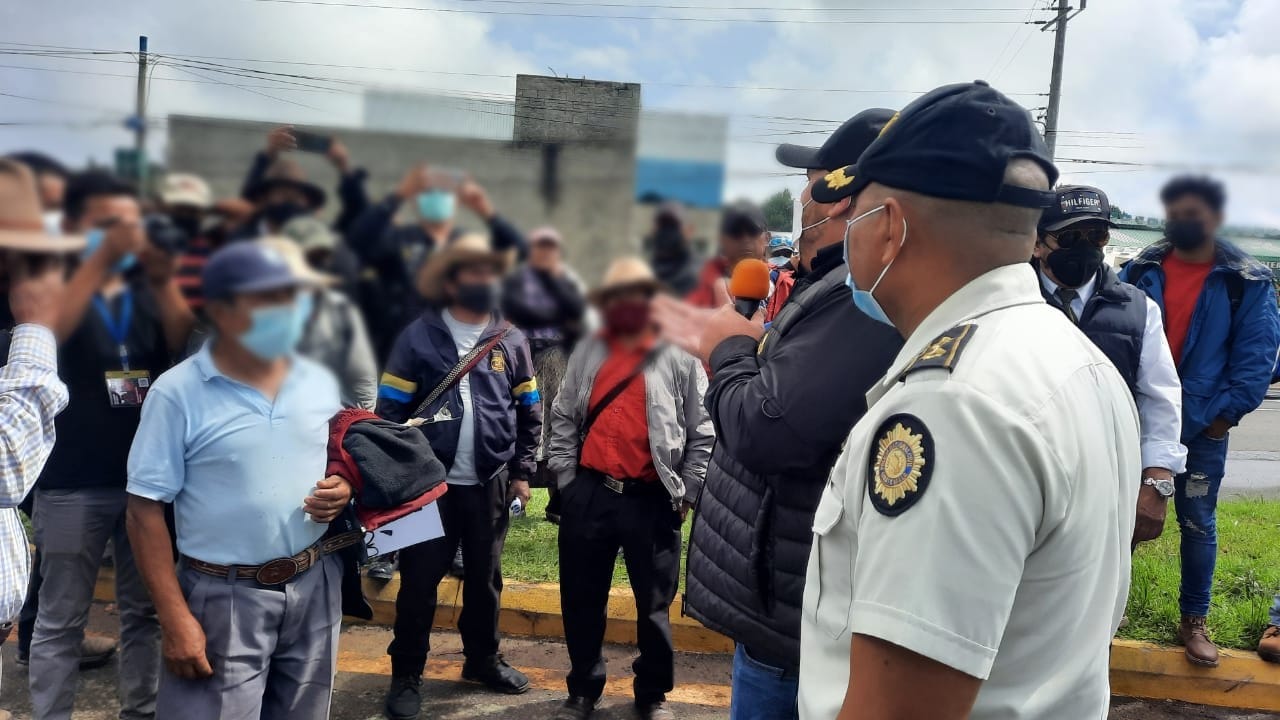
[327,408,448,531]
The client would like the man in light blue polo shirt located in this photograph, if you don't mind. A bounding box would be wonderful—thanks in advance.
[125,241,352,720]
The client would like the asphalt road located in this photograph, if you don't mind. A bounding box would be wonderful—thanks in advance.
[0,605,1274,720]
[1220,396,1280,499]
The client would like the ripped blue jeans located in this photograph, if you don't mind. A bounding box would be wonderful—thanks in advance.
[1174,433,1229,618]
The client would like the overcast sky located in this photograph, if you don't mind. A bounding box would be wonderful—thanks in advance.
[3,0,1277,226]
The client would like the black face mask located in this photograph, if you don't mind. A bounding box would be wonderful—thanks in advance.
[262,201,306,228]
[1166,219,1209,251]
[170,213,202,240]
[454,283,498,315]
[1044,242,1105,288]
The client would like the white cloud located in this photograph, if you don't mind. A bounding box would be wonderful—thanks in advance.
[717,0,1280,226]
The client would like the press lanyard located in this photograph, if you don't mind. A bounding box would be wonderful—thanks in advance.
[92,290,133,371]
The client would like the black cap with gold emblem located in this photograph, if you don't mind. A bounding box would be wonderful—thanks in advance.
[811,81,1058,209]
[868,414,935,517]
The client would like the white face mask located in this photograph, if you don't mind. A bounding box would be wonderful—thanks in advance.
[791,196,829,247]
[42,210,62,236]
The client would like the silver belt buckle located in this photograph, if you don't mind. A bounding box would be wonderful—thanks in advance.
[602,475,625,494]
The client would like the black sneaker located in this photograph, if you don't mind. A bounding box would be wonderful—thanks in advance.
[636,700,675,720]
[552,696,595,720]
[461,655,530,694]
[365,559,396,582]
[383,674,423,720]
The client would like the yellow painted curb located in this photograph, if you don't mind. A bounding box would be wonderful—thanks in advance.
[1110,639,1280,712]
[93,570,1280,712]
[352,575,734,654]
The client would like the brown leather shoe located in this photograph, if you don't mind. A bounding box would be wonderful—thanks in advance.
[1178,615,1220,667]
[79,633,119,670]
[1258,625,1280,664]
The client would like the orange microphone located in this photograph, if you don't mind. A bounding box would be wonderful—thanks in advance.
[728,258,772,319]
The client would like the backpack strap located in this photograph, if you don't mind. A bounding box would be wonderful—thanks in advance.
[757,270,846,356]
[577,344,665,455]
[405,326,512,427]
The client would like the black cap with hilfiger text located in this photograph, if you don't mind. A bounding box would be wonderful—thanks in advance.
[812,81,1059,208]
[1039,185,1118,232]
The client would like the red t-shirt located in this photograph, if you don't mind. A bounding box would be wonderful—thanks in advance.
[1162,254,1214,366]
[579,335,659,482]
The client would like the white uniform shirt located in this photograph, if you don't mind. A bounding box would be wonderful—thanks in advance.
[798,264,1140,720]
[1039,269,1187,473]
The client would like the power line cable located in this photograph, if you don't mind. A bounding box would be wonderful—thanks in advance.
[159,61,327,112]
[984,0,1041,78]
[247,0,1040,24]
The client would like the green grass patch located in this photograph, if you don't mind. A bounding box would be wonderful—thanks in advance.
[503,489,692,591]
[504,492,1280,650]
[1121,498,1280,650]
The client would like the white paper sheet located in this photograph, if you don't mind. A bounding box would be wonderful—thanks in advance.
[364,502,445,557]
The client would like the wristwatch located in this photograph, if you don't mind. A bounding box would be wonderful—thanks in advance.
[1142,476,1175,498]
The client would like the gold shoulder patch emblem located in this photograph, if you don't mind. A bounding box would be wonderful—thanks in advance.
[877,111,901,138]
[824,167,854,190]
[868,414,934,516]
[490,349,506,373]
[901,323,977,379]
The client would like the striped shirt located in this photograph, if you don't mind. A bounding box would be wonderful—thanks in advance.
[0,325,69,620]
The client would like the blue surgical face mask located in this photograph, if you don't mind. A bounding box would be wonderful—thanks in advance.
[238,301,305,361]
[843,205,907,328]
[416,190,456,223]
[293,291,315,339]
[82,227,137,274]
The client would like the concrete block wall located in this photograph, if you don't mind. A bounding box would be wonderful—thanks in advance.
[166,115,637,283]
[513,75,640,145]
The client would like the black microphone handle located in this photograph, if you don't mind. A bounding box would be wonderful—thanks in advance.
[734,297,762,319]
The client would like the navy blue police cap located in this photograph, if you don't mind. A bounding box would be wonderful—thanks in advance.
[812,81,1058,209]
[775,108,897,171]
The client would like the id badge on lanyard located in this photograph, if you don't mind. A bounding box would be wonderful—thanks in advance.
[94,291,150,408]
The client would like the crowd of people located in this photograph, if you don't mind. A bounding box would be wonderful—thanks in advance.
[0,77,1277,720]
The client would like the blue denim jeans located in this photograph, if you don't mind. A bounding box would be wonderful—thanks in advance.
[1270,593,1280,627]
[1174,433,1230,617]
[730,645,799,720]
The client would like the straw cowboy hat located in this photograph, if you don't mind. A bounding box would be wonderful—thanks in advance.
[417,232,509,303]
[588,256,662,305]
[0,159,85,253]
[159,172,213,209]
[257,236,337,288]
[245,158,327,210]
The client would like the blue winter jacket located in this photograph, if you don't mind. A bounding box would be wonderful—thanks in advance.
[1120,239,1280,441]
[376,310,543,482]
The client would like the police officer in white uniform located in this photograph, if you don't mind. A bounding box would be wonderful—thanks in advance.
[797,81,1141,720]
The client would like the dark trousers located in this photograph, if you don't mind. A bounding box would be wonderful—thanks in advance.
[388,477,510,676]
[18,496,37,658]
[558,470,681,704]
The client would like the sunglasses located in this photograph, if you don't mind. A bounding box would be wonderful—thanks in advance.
[1047,227,1109,249]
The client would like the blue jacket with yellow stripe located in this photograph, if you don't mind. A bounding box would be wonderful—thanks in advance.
[377,310,542,482]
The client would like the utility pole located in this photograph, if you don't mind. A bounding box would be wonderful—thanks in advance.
[133,35,148,189]
[1042,0,1084,159]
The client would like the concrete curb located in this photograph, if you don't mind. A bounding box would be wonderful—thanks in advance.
[94,571,1280,712]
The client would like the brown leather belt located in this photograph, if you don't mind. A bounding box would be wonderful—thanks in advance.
[183,531,363,586]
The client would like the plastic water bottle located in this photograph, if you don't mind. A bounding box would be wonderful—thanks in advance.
[509,498,525,518]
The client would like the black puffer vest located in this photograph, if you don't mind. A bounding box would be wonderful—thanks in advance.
[683,265,905,672]
[1041,264,1145,396]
